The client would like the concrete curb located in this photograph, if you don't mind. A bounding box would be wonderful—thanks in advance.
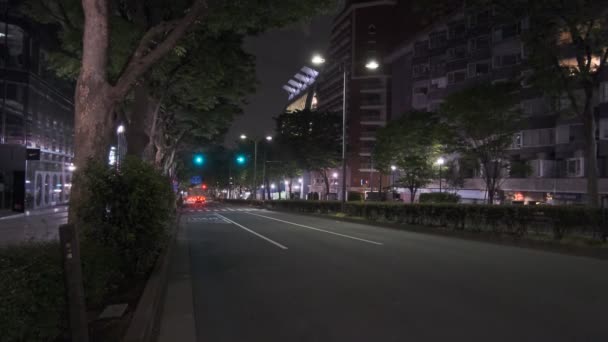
[122,214,181,342]
[250,205,608,260]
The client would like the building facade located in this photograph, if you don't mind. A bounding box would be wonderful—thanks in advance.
[0,2,75,211]
[315,0,454,198]
[385,5,608,204]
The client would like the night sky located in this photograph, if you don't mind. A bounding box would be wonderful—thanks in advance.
[224,15,333,145]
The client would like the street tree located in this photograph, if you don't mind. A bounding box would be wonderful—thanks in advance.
[440,82,523,204]
[469,0,608,206]
[275,109,341,199]
[22,0,337,219]
[374,111,442,203]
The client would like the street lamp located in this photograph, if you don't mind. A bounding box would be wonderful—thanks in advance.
[240,134,273,199]
[436,157,445,193]
[365,59,380,70]
[68,164,76,172]
[390,165,397,194]
[311,54,382,210]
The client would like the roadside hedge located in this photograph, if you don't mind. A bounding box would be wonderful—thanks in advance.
[223,199,607,241]
[0,243,65,342]
[419,192,461,203]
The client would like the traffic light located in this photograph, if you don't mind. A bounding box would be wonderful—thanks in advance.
[201,184,207,190]
[193,153,205,166]
[235,154,246,165]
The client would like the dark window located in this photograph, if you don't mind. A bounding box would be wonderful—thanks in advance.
[429,31,447,49]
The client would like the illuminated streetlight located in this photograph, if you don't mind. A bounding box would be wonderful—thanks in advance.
[311,54,326,65]
[365,59,380,70]
[298,178,303,183]
[436,157,445,193]
[332,172,338,179]
[117,125,125,134]
[266,136,273,141]
[67,164,76,172]
[284,180,289,185]
[270,183,276,189]
[240,134,247,140]
[391,165,397,171]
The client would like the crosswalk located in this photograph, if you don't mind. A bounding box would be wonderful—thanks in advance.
[183,207,261,213]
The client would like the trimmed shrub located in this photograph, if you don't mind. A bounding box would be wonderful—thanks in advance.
[0,243,66,342]
[419,192,461,203]
[77,157,174,277]
[348,191,363,202]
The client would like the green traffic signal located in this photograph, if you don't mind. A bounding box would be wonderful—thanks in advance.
[193,154,205,166]
[236,155,246,165]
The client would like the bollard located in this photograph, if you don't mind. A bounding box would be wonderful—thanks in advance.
[59,224,90,342]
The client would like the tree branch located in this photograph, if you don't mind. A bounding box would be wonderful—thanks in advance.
[111,0,207,99]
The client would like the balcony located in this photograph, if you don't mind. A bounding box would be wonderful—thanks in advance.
[360,116,384,123]
[360,131,377,139]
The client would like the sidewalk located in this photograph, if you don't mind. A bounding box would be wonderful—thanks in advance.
[157,222,197,342]
[0,204,69,221]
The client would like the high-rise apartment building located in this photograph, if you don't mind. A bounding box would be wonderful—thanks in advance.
[316,0,452,197]
[385,5,608,204]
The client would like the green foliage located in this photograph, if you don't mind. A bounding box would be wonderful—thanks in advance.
[374,111,443,201]
[275,109,341,173]
[0,243,65,342]
[419,192,461,204]
[348,191,364,202]
[77,157,174,276]
[440,82,523,203]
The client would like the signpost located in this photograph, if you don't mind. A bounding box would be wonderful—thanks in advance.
[190,176,202,185]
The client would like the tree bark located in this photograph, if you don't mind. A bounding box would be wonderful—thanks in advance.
[583,108,600,207]
[378,173,383,201]
[409,187,416,203]
[127,81,152,158]
[321,170,330,200]
[70,0,112,223]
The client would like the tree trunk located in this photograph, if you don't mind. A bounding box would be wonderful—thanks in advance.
[288,182,292,199]
[409,187,416,203]
[378,173,383,201]
[583,110,600,207]
[266,179,271,199]
[70,0,112,223]
[143,98,162,162]
[321,171,330,200]
[127,81,153,159]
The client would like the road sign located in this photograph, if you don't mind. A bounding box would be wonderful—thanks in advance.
[190,176,202,185]
[26,148,41,160]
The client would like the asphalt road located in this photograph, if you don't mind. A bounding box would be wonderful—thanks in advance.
[0,206,67,245]
[178,202,608,342]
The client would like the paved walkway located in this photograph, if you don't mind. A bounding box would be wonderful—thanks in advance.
[158,219,197,342]
[0,205,68,245]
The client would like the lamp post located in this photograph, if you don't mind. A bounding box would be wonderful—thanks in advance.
[436,157,445,193]
[390,165,397,194]
[240,134,272,200]
[312,54,380,210]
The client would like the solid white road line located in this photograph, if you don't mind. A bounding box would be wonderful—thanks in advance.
[215,214,288,250]
[246,213,383,246]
